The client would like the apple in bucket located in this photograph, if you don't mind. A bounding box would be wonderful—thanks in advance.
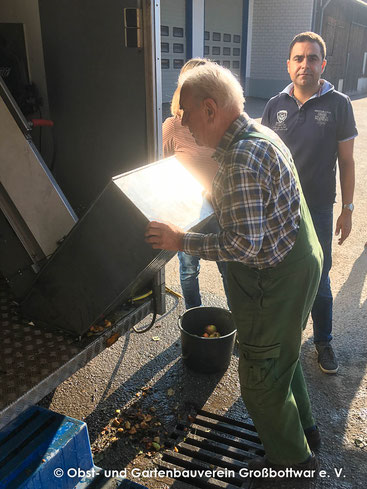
[201,324,221,338]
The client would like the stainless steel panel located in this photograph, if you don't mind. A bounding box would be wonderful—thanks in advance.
[21,158,213,336]
[114,156,213,229]
[0,89,77,257]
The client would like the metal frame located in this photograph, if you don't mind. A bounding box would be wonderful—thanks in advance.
[0,75,30,137]
[143,0,162,160]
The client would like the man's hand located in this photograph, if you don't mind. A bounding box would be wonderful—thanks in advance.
[335,209,352,245]
[145,221,185,251]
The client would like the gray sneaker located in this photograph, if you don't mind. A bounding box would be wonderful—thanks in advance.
[316,342,339,374]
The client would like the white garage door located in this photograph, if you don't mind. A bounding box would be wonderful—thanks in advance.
[204,0,243,79]
[160,0,186,104]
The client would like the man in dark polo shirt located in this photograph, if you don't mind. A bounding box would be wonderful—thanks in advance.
[262,32,357,375]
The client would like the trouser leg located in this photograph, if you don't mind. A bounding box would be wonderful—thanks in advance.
[291,361,315,430]
[309,207,333,343]
[227,250,320,465]
[237,341,311,465]
[177,251,201,309]
[239,356,311,465]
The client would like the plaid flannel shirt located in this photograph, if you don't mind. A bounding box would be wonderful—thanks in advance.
[182,114,301,269]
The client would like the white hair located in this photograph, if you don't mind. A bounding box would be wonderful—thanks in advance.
[179,62,245,113]
[170,58,211,116]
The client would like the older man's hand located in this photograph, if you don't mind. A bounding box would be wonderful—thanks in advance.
[145,221,185,251]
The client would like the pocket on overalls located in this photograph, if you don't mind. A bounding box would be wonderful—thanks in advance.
[239,343,281,390]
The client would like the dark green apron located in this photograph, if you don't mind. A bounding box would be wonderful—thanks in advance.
[226,131,323,464]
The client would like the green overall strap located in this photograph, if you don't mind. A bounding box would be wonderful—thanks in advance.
[232,130,302,189]
[232,130,288,159]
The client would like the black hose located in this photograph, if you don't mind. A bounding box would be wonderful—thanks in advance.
[132,289,180,334]
[133,296,157,334]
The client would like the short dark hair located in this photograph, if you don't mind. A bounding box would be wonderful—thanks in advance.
[289,31,326,60]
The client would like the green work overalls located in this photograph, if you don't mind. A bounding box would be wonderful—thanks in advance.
[226,131,323,465]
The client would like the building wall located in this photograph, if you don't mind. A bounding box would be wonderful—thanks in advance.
[246,0,313,98]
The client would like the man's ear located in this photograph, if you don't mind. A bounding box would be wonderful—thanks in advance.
[203,98,217,120]
[287,59,290,74]
[321,58,327,73]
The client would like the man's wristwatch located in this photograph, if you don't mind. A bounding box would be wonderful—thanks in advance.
[343,203,354,212]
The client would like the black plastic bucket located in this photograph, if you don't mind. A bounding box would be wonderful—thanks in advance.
[178,306,236,373]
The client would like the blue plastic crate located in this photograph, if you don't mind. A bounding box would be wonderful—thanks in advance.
[0,406,93,489]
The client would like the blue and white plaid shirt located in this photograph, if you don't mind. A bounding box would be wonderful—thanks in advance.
[182,114,301,268]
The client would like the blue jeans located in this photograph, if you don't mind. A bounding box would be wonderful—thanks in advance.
[309,206,333,344]
[178,215,229,309]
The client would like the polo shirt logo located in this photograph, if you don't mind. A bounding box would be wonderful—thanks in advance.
[314,109,331,126]
[277,110,288,123]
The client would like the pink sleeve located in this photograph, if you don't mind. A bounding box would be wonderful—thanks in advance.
[162,117,175,157]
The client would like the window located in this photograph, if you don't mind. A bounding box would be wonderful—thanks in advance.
[212,46,220,55]
[161,25,169,36]
[233,35,241,43]
[223,60,230,68]
[204,46,209,55]
[173,27,184,37]
[213,32,221,41]
[173,43,184,53]
[161,59,170,69]
[204,31,210,40]
[223,33,231,42]
[173,59,184,69]
[233,48,240,56]
[223,47,231,56]
[161,42,169,53]
[232,60,240,69]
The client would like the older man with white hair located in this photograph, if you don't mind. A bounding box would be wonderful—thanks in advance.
[145,62,322,477]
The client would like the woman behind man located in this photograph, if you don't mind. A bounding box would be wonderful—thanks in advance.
[162,59,228,308]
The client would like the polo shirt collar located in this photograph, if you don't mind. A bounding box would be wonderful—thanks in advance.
[281,79,334,100]
[213,113,252,163]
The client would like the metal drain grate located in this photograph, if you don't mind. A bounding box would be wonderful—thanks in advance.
[159,409,264,489]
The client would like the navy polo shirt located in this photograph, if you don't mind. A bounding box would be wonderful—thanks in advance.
[262,81,357,209]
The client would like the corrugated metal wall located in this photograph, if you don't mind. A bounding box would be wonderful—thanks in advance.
[320,0,367,94]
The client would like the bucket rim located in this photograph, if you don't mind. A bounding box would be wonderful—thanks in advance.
[178,306,236,340]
